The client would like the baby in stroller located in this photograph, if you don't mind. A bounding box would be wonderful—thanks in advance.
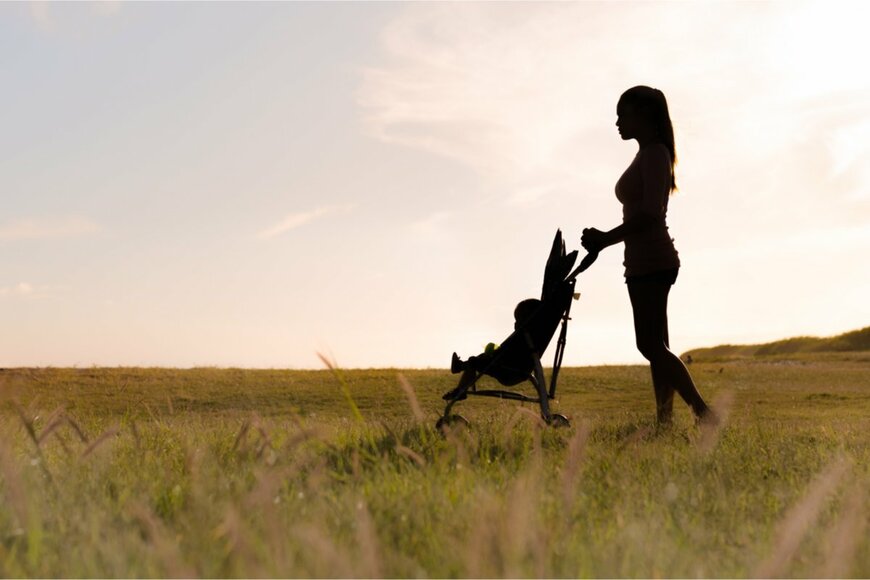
[444,298,543,401]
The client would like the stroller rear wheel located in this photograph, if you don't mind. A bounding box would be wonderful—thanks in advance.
[549,413,570,428]
[436,414,470,432]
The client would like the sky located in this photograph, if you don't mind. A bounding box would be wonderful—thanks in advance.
[1,1,868,369]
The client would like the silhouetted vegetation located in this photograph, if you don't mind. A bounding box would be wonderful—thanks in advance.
[682,326,870,362]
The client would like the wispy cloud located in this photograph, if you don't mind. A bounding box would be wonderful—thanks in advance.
[408,210,451,241]
[357,2,870,210]
[358,3,719,195]
[358,3,592,193]
[29,1,53,32]
[257,204,354,240]
[0,216,100,242]
[28,1,122,32]
[0,283,34,298]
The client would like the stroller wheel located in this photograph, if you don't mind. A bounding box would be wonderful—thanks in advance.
[549,414,570,428]
[436,414,470,432]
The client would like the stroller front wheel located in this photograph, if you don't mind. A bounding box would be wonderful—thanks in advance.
[436,414,470,433]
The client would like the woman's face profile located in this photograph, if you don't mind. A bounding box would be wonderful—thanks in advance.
[615,102,641,141]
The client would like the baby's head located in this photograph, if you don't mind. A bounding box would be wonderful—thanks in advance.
[513,298,541,328]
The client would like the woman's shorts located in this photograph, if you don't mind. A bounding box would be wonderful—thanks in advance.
[625,268,679,286]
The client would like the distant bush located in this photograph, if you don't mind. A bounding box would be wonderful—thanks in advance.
[683,326,870,362]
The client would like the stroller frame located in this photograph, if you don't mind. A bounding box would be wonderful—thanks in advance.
[440,283,575,426]
[439,233,597,429]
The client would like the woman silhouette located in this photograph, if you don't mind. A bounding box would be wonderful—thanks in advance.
[581,86,717,426]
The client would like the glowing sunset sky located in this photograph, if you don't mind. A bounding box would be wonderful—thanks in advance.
[1,1,868,368]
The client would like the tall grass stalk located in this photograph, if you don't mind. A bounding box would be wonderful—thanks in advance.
[317,353,363,423]
[753,456,852,578]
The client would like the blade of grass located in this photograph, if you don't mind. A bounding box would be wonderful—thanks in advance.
[317,353,363,423]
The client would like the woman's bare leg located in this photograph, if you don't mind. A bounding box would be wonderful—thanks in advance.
[628,281,710,422]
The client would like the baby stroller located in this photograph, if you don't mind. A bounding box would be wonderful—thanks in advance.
[438,230,597,429]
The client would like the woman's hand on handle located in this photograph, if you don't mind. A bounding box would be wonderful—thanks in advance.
[581,227,608,253]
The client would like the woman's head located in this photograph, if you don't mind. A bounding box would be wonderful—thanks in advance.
[616,86,677,191]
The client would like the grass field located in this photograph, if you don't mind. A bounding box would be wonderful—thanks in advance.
[1,353,868,577]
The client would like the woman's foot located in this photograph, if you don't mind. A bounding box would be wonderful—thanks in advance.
[656,414,674,428]
[696,408,720,427]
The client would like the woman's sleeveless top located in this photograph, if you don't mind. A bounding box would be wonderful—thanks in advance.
[615,144,681,277]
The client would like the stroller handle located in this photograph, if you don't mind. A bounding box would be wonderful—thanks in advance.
[566,250,599,282]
